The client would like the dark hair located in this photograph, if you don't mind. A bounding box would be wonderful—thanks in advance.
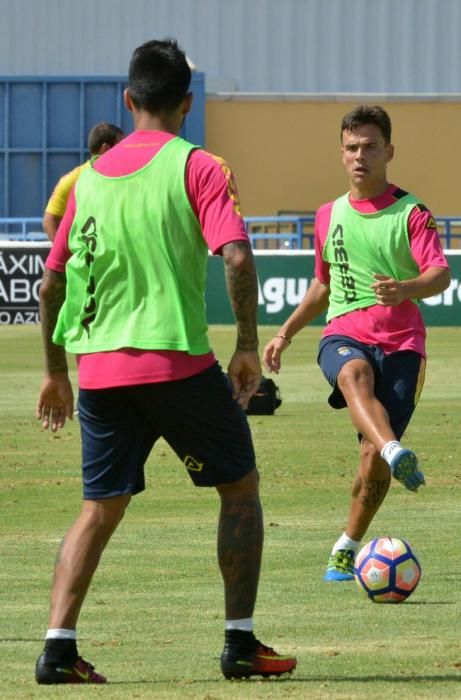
[341,105,392,144]
[127,38,192,114]
[87,122,124,154]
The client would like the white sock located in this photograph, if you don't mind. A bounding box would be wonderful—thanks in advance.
[46,628,77,640]
[331,532,361,555]
[225,618,253,632]
[380,440,403,466]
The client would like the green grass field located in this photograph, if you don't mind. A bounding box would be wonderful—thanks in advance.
[1,324,461,699]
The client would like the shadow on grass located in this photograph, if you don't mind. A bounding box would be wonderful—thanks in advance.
[396,600,456,605]
[107,673,461,685]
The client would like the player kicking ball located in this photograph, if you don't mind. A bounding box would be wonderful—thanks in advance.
[264,105,450,583]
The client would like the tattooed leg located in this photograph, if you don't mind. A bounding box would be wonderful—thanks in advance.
[344,440,391,542]
[216,469,263,620]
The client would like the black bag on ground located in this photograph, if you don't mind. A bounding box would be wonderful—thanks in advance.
[245,376,282,415]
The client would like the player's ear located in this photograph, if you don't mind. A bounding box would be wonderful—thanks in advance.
[385,143,394,162]
[182,92,193,116]
[124,88,134,113]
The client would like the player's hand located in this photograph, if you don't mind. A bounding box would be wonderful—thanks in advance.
[371,274,407,306]
[263,335,291,374]
[227,350,262,410]
[36,373,74,432]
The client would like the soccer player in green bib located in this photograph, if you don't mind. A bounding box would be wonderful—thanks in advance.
[264,105,450,582]
[35,39,296,683]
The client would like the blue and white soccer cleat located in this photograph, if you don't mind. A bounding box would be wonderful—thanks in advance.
[390,449,425,492]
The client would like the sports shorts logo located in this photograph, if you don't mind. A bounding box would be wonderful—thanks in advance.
[184,455,204,472]
[337,346,352,356]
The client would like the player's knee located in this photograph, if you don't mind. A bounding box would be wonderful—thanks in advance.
[338,361,373,395]
[216,467,260,498]
[360,439,379,461]
[82,494,131,531]
[360,440,390,480]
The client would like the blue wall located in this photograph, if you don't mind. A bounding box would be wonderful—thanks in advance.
[0,73,205,218]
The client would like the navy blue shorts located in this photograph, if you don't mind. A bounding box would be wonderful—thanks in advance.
[318,335,426,439]
[77,362,256,499]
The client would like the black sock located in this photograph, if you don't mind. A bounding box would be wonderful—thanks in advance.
[224,629,257,650]
[43,638,78,665]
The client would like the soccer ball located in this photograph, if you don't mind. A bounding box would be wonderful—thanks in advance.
[354,536,421,603]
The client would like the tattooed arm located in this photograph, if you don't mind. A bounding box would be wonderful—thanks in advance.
[36,269,74,432]
[222,241,261,408]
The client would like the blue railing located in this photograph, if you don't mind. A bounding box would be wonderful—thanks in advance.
[247,215,461,250]
[435,217,461,249]
[246,215,315,249]
[0,217,46,241]
[1,215,460,249]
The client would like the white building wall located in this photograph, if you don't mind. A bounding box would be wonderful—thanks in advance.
[1,0,460,93]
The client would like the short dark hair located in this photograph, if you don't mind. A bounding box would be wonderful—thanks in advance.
[341,105,392,144]
[87,122,124,154]
[127,38,192,114]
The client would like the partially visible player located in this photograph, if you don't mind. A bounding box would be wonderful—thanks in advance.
[42,122,124,241]
[35,38,297,684]
[264,105,450,582]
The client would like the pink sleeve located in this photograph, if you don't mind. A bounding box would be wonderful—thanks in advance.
[185,150,249,254]
[314,202,334,284]
[46,187,76,272]
[408,206,450,273]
